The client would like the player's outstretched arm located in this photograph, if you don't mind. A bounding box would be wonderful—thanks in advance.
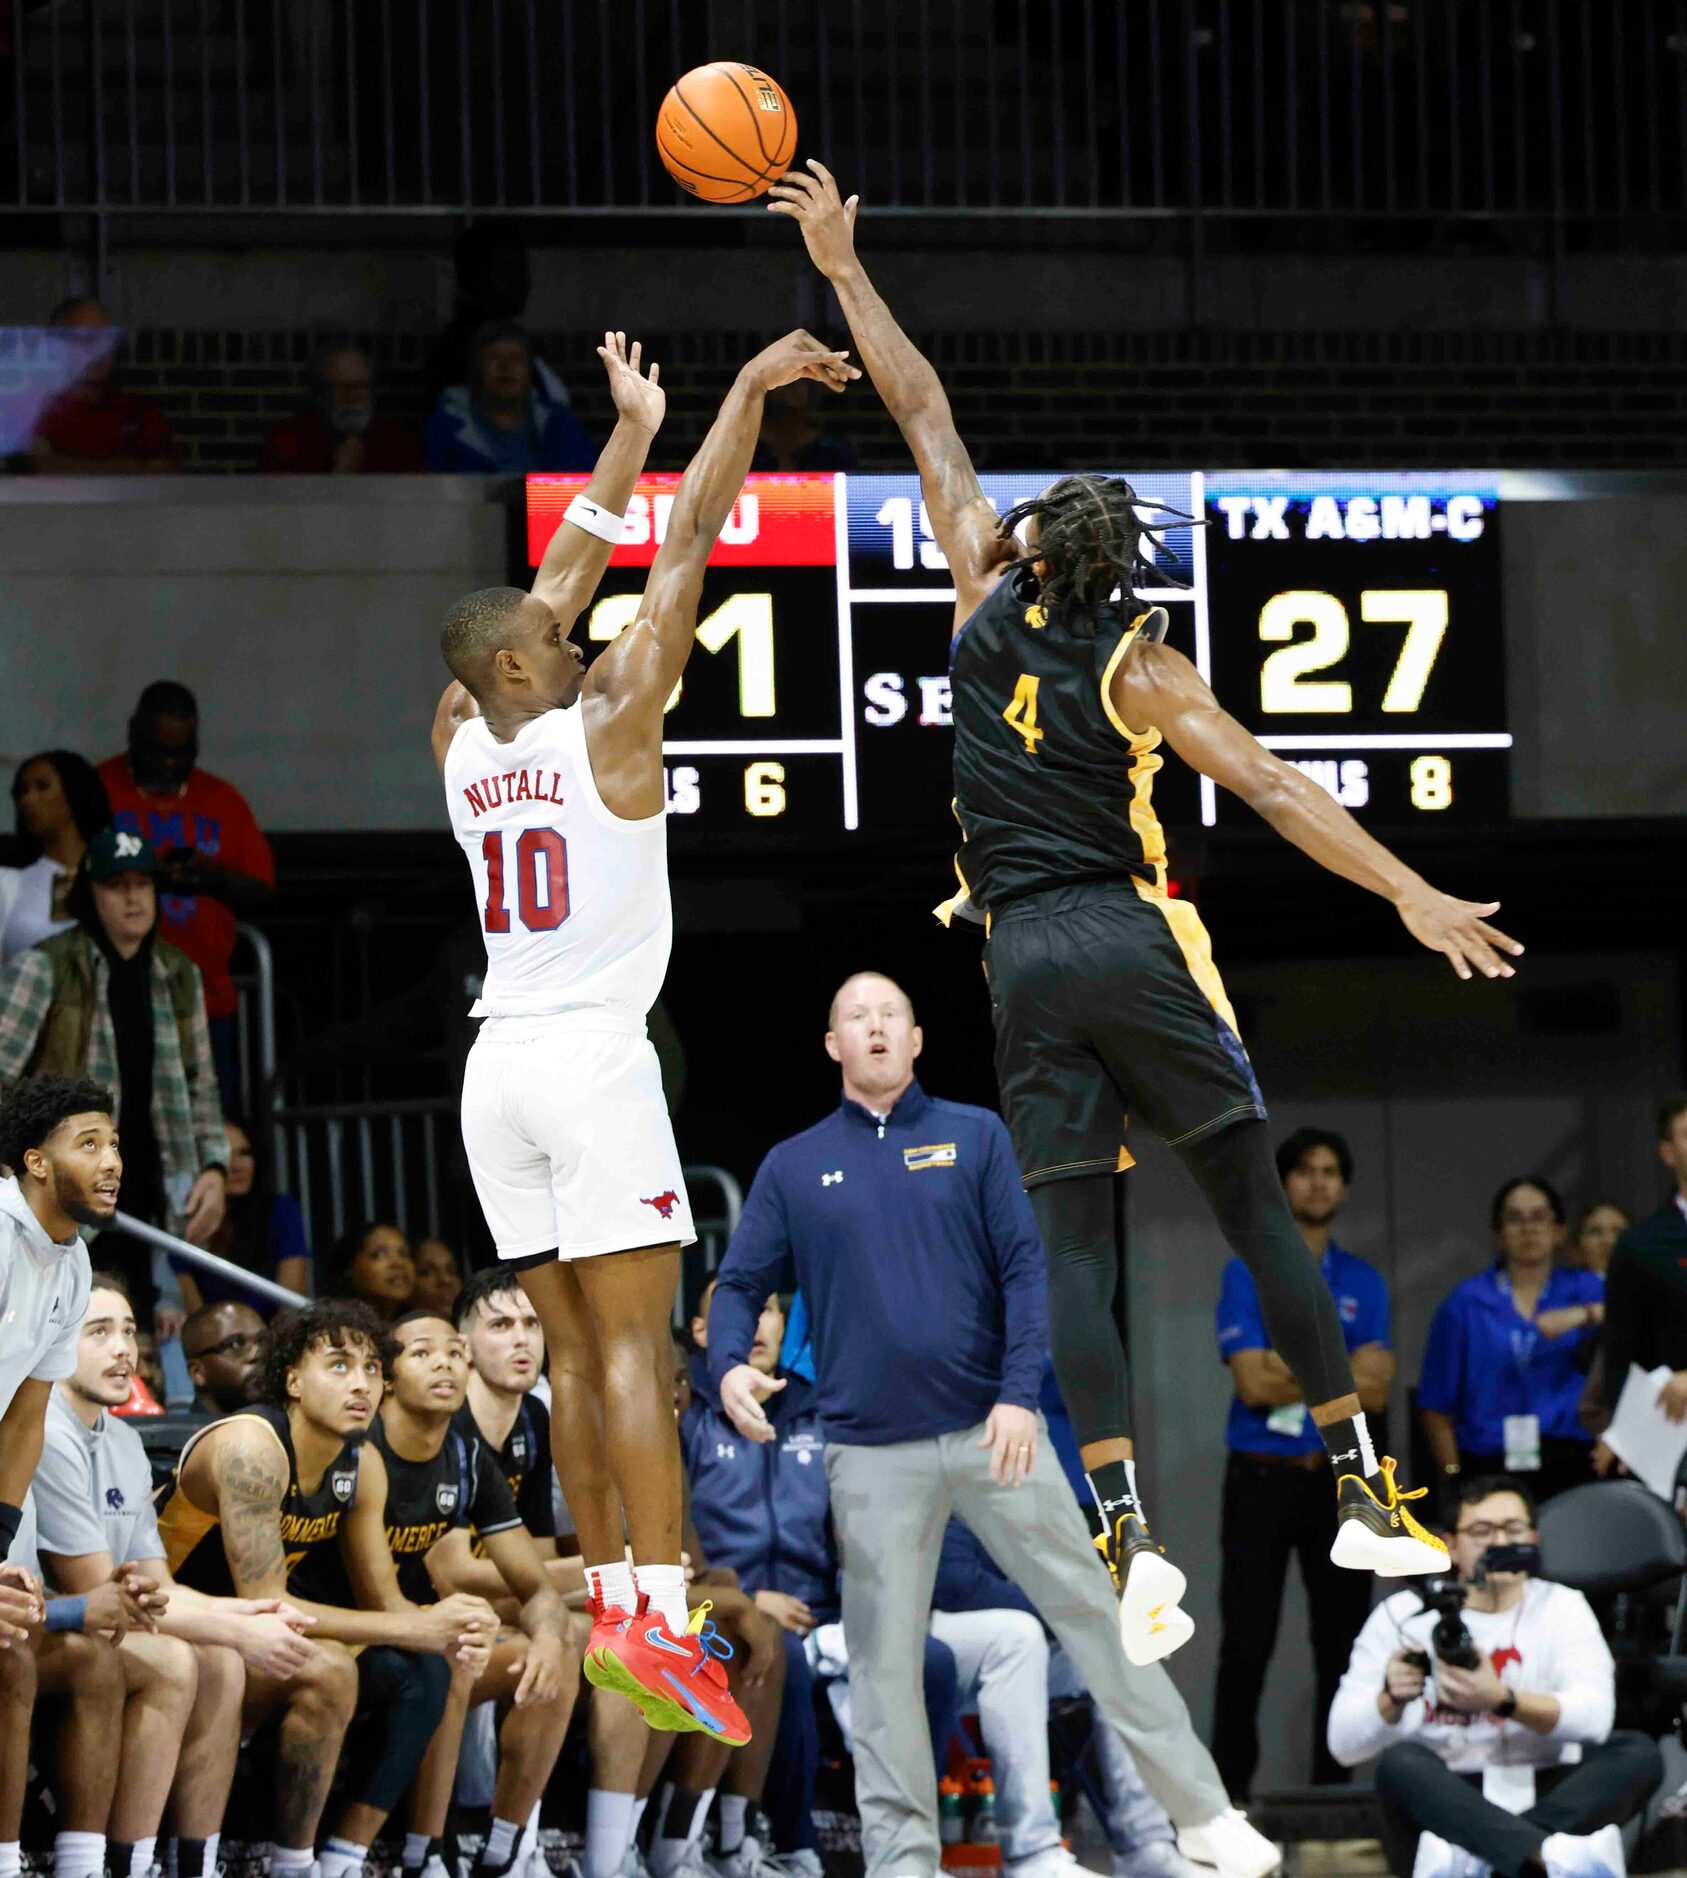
[769,161,1009,627]
[586,328,857,720]
[530,331,666,623]
[1122,643,1526,983]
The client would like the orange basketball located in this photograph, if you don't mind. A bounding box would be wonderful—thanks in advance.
[656,62,797,203]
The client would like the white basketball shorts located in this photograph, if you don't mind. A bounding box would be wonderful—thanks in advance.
[460,1015,696,1263]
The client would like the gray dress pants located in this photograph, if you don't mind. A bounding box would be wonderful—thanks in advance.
[827,1415,1230,1878]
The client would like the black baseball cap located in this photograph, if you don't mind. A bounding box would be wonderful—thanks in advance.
[85,828,158,881]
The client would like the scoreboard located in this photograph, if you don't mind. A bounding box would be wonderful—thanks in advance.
[525,468,1507,849]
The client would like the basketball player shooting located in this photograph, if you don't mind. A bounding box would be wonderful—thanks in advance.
[772,162,1523,1661]
[430,326,858,1739]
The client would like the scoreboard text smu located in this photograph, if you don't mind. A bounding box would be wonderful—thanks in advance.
[525,469,1508,850]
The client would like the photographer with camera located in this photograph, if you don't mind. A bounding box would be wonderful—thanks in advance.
[1328,1477,1661,1878]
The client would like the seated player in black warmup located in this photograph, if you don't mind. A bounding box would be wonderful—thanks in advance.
[155,1301,498,1878]
[769,162,1527,1650]
[350,1311,579,1878]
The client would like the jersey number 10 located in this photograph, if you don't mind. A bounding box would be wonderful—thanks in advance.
[482,829,571,934]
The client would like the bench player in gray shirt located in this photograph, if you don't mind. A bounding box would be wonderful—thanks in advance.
[33,1274,318,1878]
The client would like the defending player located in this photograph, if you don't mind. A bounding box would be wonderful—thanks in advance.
[430,327,857,1736]
[771,162,1519,1655]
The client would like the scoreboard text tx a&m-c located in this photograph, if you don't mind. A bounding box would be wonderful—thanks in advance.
[525,469,1508,850]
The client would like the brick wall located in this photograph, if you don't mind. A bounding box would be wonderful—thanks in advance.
[107,327,1687,472]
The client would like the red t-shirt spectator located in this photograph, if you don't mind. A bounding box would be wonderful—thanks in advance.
[35,385,178,466]
[97,757,275,1019]
[259,411,424,474]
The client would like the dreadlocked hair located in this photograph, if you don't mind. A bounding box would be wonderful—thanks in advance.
[998,474,1200,624]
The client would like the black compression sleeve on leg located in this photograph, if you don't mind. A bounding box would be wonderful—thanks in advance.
[1176,1118,1355,1408]
[1029,1174,1133,1450]
[345,1647,454,1814]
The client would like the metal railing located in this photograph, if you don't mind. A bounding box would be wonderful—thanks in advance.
[7,0,1685,222]
[112,1206,306,1310]
[229,921,276,1123]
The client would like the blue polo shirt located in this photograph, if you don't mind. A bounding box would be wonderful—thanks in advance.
[1216,1243,1390,1456]
[708,1081,1048,1447]
[1417,1264,1603,1456]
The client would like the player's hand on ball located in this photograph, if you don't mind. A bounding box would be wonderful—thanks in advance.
[766,160,861,278]
[1393,883,1523,982]
[745,329,860,396]
[720,1362,786,1443]
[597,330,665,434]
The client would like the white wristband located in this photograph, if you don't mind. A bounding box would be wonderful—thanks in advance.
[564,494,626,543]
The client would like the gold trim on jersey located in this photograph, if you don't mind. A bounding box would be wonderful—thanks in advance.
[1128,875,1245,1041]
[935,802,976,928]
[1099,617,1170,879]
[155,1410,288,1574]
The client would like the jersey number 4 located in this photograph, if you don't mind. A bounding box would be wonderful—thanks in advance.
[482,828,571,934]
[1003,673,1044,754]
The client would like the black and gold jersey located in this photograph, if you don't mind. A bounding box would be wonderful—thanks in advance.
[154,1404,361,1600]
[452,1395,555,1544]
[943,572,1169,922]
[358,1412,522,1607]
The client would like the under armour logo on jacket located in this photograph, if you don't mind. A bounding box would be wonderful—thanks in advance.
[821,1170,844,1186]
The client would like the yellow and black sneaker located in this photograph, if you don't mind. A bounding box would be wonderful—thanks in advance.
[1329,1455,1449,1577]
[1097,1510,1195,1666]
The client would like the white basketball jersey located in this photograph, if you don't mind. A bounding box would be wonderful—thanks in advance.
[443,704,671,1022]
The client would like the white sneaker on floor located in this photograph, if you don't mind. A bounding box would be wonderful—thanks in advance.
[1410,1831,1489,1878]
[1003,1848,1082,1878]
[1540,1823,1626,1878]
[1112,1841,1191,1878]
[621,1848,653,1878]
[768,1856,823,1878]
[1176,1807,1280,1878]
[417,1858,454,1878]
[709,1839,785,1878]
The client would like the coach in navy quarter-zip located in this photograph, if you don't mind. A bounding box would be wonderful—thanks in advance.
[706,972,1257,1878]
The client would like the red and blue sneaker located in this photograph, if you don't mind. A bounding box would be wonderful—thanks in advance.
[582,1595,751,1745]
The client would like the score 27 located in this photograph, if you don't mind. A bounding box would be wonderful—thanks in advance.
[1259,588,1448,714]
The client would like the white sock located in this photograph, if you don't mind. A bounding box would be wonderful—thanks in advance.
[481,1818,520,1870]
[1356,1418,1379,1477]
[54,1833,107,1878]
[685,1790,715,1848]
[718,1796,748,1856]
[129,1837,159,1878]
[0,1843,21,1878]
[403,1834,434,1870]
[586,1558,637,1614]
[319,1837,369,1878]
[584,1792,637,1878]
[197,1836,221,1878]
[630,1797,650,1840]
[633,1563,689,1636]
[1124,1457,1140,1504]
[270,1850,316,1878]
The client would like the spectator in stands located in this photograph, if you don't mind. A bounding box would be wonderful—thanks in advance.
[99,681,276,1109]
[411,1237,462,1320]
[426,224,534,402]
[325,1219,416,1320]
[154,1300,497,1878]
[181,1300,265,1415]
[1212,1126,1389,1797]
[130,1329,168,1409]
[258,343,423,475]
[32,1274,319,1878]
[0,830,227,1322]
[1599,1096,1687,1424]
[1327,1475,1662,1878]
[181,1117,311,1311]
[424,321,596,474]
[1570,1203,1630,1278]
[1418,1179,1603,1506]
[1,751,112,965]
[707,972,1272,1878]
[29,298,178,475]
[0,1075,109,1561]
[751,380,858,473]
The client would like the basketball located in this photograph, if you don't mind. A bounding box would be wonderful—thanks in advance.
[655,62,797,203]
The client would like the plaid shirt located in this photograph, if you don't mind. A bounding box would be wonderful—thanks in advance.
[0,929,225,1230]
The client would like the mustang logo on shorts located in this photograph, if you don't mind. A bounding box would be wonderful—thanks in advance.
[641,1190,680,1220]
